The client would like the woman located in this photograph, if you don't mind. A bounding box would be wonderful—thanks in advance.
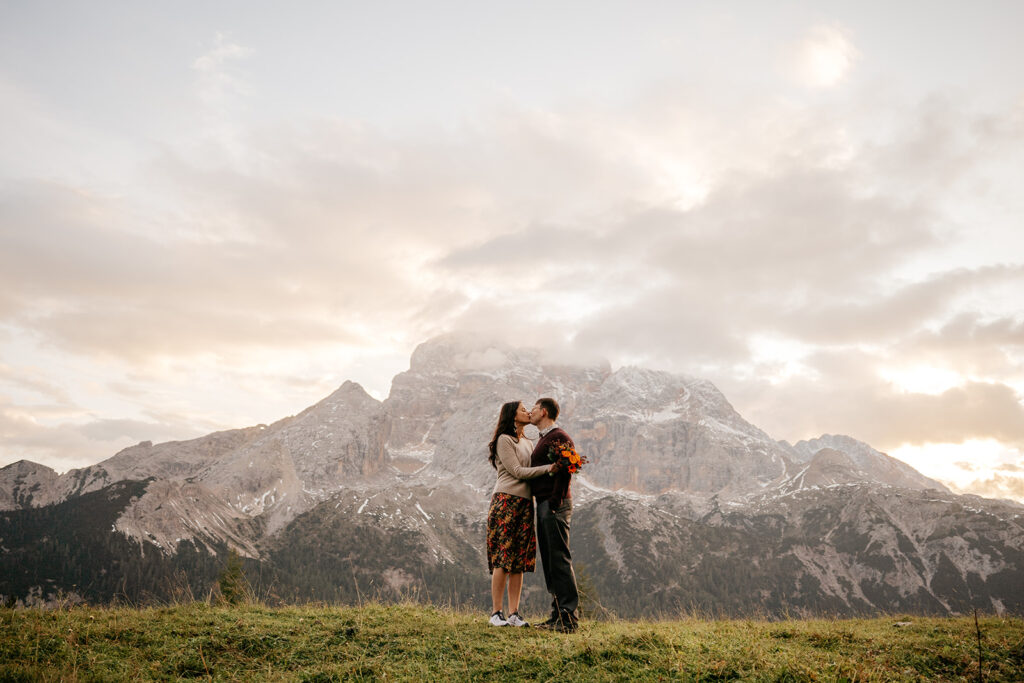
[486,400,555,627]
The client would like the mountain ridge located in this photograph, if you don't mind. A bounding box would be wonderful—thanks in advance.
[1,334,1020,616]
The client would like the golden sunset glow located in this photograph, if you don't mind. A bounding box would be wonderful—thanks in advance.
[890,440,1024,500]
[792,25,861,88]
[880,366,964,395]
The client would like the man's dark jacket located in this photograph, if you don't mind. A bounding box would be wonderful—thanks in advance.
[529,427,574,507]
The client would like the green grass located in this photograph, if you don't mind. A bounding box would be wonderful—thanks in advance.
[1,603,1022,681]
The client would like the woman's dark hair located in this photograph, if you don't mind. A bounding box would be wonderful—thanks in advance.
[488,401,521,469]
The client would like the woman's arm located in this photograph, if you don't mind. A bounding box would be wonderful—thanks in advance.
[497,435,552,480]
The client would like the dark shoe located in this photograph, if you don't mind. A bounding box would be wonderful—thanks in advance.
[535,615,577,632]
[555,612,579,633]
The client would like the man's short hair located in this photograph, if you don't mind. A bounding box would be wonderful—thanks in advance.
[535,397,560,422]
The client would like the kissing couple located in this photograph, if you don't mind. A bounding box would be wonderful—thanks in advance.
[485,397,585,633]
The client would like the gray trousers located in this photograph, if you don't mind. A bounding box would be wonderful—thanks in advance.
[535,497,579,623]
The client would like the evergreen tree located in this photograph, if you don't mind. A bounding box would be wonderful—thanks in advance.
[218,549,251,605]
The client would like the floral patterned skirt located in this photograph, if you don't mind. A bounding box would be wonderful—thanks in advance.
[487,492,536,574]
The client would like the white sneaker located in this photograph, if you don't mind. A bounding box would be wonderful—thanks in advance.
[506,612,530,627]
[489,610,510,626]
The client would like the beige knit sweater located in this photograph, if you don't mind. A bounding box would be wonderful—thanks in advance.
[492,433,553,499]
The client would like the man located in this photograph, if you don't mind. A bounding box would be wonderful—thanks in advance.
[528,397,580,632]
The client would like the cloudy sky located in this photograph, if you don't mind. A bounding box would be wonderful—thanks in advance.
[2,1,1023,502]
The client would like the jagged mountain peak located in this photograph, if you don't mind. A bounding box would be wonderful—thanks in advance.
[333,379,376,398]
[101,426,268,479]
[596,365,737,417]
[793,434,878,461]
[775,448,867,493]
[604,365,676,395]
[0,459,57,477]
[791,433,949,493]
[0,459,59,511]
[406,332,534,375]
[300,380,380,416]
[403,332,614,383]
[809,447,858,468]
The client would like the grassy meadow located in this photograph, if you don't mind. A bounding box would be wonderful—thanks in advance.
[1,602,1022,681]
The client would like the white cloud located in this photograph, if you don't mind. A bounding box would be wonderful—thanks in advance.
[192,31,253,102]
[2,37,1023,490]
[953,473,1024,502]
[785,24,861,88]
[189,32,254,151]
[0,395,204,473]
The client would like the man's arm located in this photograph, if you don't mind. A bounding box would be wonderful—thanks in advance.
[547,435,576,507]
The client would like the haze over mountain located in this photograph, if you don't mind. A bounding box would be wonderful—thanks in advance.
[2,335,1021,616]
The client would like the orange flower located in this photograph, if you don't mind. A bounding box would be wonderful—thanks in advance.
[547,441,585,473]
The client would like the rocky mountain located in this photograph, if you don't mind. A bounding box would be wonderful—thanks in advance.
[1,333,1021,616]
[571,484,1023,617]
[0,459,59,510]
[788,434,948,493]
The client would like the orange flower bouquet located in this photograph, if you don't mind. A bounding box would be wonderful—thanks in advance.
[547,441,587,474]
